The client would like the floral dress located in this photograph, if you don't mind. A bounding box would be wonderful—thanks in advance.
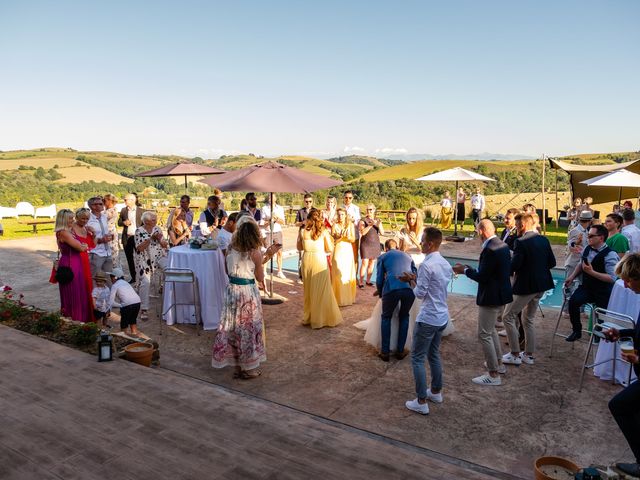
[105,207,121,267]
[212,248,266,370]
[133,226,166,284]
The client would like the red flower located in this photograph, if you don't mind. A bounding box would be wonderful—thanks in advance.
[3,286,12,291]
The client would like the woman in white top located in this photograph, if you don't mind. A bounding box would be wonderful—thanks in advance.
[455,187,466,230]
[134,211,168,320]
[398,207,425,265]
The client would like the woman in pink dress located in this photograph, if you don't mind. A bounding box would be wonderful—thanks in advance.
[54,208,95,323]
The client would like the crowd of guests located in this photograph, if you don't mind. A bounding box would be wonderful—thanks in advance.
[438,187,485,230]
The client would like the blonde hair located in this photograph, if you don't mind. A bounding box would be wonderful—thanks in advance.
[75,207,90,219]
[335,207,350,227]
[616,253,640,280]
[404,207,423,235]
[54,209,74,232]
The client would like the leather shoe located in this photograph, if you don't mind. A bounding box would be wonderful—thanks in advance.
[565,331,582,342]
[395,350,409,360]
[616,463,640,477]
[378,352,390,362]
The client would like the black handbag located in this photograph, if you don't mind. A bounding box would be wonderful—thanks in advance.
[55,266,74,285]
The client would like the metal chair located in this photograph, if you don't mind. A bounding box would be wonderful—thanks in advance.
[161,268,202,336]
[549,284,595,358]
[578,308,635,391]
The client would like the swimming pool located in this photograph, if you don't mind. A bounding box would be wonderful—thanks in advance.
[278,253,565,308]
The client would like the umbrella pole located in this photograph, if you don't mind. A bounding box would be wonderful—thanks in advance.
[184,175,188,194]
[270,191,274,298]
[453,180,458,236]
[619,186,622,206]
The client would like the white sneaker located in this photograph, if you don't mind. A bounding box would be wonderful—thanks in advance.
[484,361,507,374]
[276,271,287,279]
[498,329,507,337]
[426,389,443,404]
[405,398,429,414]
[502,352,522,365]
[520,353,535,365]
[472,374,502,386]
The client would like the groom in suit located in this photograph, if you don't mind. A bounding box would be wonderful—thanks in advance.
[375,239,417,361]
[454,219,512,386]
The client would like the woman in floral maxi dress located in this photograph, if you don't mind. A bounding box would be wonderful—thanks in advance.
[212,219,267,379]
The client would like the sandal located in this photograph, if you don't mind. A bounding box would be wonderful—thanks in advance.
[240,369,262,379]
[358,283,365,289]
[366,282,374,287]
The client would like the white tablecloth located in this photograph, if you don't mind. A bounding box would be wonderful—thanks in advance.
[594,279,638,385]
[162,245,228,330]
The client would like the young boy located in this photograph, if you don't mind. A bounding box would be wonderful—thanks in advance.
[92,271,111,329]
[107,267,142,337]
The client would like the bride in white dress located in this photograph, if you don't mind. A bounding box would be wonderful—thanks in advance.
[354,208,454,351]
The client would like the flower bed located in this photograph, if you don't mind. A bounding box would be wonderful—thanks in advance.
[0,284,138,355]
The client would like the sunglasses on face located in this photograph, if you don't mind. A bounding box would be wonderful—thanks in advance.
[304,200,312,203]
[344,196,353,199]
[587,234,602,239]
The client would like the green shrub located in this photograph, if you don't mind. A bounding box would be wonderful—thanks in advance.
[32,312,62,334]
[68,322,99,346]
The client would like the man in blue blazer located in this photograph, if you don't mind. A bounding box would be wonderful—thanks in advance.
[454,219,512,386]
[376,239,417,361]
[501,213,556,366]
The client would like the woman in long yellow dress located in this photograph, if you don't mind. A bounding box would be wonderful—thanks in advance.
[297,209,343,328]
[331,208,357,306]
[439,191,453,229]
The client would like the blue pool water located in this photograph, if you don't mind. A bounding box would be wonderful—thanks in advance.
[278,254,565,308]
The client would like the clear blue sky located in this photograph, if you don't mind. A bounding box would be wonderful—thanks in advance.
[1,0,638,158]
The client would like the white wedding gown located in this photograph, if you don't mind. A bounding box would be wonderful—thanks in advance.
[353,251,455,352]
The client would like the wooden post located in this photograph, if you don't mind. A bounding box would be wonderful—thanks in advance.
[555,166,559,228]
[542,154,546,235]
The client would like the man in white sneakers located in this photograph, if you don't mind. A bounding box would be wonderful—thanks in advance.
[399,227,452,414]
[454,219,512,386]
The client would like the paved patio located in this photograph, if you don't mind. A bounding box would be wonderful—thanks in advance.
[0,325,511,480]
[0,230,633,479]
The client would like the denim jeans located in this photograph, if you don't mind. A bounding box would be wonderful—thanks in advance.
[411,322,447,400]
[381,288,415,354]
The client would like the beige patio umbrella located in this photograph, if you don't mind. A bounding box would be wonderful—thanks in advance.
[580,168,640,206]
[201,161,344,302]
[416,167,495,238]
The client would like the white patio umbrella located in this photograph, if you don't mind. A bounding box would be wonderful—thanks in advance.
[580,168,640,205]
[416,167,495,237]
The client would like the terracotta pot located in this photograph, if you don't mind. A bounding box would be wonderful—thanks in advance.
[123,342,154,367]
[534,456,579,480]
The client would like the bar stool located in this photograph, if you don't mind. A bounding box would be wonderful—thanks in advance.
[549,285,595,358]
[161,268,202,336]
[578,308,635,391]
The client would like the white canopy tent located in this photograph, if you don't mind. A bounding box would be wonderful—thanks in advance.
[416,167,495,237]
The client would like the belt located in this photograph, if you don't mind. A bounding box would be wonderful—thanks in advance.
[229,276,255,285]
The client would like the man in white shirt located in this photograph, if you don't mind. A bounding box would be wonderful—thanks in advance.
[343,190,361,264]
[470,188,486,226]
[622,209,640,253]
[565,211,592,279]
[261,194,286,278]
[198,195,227,237]
[398,227,452,415]
[217,212,238,255]
[87,196,114,285]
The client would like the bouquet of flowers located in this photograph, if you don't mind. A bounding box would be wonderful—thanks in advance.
[189,237,205,249]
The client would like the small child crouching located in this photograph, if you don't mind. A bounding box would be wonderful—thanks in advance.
[107,267,142,337]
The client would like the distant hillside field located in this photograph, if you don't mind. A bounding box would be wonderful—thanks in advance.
[359,159,533,182]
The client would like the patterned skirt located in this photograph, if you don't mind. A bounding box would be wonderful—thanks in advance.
[212,282,266,370]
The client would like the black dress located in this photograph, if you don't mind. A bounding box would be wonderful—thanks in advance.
[359,218,381,259]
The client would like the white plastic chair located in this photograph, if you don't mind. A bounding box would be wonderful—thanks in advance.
[578,308,635,391]
[15,202,35,217]
[161,268,202,336]
[0,206,18,220]
[34,204,57,219]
